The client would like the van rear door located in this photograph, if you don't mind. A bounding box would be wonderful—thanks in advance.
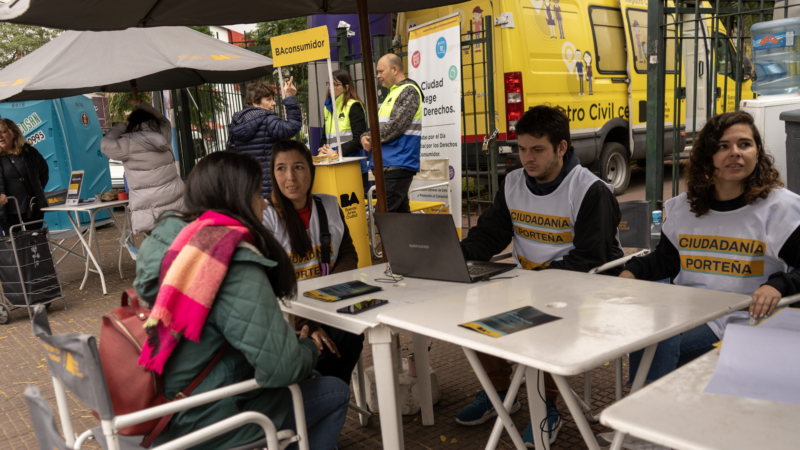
[620,0,680,158]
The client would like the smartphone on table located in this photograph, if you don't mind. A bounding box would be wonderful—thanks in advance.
[336,299,389,314]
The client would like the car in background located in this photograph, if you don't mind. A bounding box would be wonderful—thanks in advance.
[108,159,125,189]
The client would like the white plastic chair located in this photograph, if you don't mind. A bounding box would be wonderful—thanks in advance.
[27,305,309,450]
[367,181,453,258]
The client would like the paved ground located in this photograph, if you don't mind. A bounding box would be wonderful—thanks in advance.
[1,163,683,450]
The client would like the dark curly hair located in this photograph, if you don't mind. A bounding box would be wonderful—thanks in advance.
[685,111,782,217]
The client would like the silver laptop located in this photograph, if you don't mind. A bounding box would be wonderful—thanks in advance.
[374,213,516,283]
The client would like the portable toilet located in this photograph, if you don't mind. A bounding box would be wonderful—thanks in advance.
[0,95,113,231]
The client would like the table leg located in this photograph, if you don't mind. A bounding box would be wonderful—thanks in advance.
[552,374,600,450]
[486,364,526,449]
[412,333,434,426]
[67,211,106,295]
[89,210,102,266]
[609,343,657,450]
[106,206,126,279]
[367,325,404,450]
[462,348,526,449]
[352,356,369,426]
[525,367,550,450]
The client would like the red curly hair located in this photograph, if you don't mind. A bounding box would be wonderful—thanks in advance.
[685,111,783,217]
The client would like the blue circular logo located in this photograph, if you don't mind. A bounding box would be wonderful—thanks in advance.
[436,37,447,59]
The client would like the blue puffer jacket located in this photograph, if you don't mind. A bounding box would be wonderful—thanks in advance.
[227,97,303,197]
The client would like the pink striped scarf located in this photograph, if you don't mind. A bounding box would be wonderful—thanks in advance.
[138,211,252,373]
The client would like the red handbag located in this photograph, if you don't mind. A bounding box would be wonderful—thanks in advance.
[94,289,228,447]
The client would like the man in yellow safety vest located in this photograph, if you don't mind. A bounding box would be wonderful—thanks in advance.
[360,54,424,213]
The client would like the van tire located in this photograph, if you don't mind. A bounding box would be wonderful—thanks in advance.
[599,142,631,196]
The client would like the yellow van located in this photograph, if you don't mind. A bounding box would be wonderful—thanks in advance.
[398,0,752,195]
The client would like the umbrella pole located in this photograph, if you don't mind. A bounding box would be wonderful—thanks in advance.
[356,0,389,263]
[130,79,139,102]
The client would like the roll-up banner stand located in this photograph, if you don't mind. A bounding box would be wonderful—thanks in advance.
[408,14,463,237]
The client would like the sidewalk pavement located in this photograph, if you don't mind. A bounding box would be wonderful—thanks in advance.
[0,211,631,450]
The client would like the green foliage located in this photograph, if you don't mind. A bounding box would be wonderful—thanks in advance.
[461,177,486,194]
[248,18,310,123]
[185,85,226,147]
[106,92,154,123]
[188,26,213,36]
[294,129,308,144]
[0,24,60,69]
[252,18,308,53]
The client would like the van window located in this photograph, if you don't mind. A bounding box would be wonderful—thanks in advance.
[626,10,677,74]
[589,7,627,74]
[714,33,737,79]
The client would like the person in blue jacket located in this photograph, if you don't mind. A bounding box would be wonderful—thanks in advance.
[227,78,303,198]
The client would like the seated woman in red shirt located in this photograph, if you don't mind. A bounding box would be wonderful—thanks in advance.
[262,139,362,385]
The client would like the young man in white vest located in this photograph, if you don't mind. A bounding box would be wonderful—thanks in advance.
[360,54,424,213]
[456,105,624,447]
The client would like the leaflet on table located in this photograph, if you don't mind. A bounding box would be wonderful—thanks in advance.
[303,281,382,302]
[705,310,800,405]
[65,170,85,206]
[459,306,561,338]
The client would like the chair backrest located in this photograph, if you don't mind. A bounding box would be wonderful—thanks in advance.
[24,385,70,450]
[618,201,651,250]
[31,305,114,420]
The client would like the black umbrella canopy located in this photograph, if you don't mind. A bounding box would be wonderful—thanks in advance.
[2,0,456,31]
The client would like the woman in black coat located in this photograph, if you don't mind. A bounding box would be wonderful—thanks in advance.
[0,119,49,235]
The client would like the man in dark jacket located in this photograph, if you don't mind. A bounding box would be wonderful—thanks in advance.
[455,105,624,448]
[227,78,303,198]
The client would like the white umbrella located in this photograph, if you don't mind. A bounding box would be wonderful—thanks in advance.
[0,26,274,102]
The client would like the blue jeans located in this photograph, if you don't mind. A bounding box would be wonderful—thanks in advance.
[628,323,719,383]
[279,375,350,450]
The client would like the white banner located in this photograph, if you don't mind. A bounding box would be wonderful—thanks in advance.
[408,14,462,237]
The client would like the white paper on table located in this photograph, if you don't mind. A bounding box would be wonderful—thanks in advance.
[759,308,800,332]
[704,323,800,405]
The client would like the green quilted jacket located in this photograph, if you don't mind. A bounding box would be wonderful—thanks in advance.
[133,215,318,450]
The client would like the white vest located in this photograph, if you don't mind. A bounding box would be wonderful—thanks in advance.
[262,193,346,281]
[663,189,800,339]
[504,167,609,269]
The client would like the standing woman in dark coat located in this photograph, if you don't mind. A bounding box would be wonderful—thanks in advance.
[227,78,303,198]
[0,119,49,235]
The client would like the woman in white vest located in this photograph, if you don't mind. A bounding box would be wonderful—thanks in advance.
[317,69,369,194]
[262,139,364,385]
[621,111,800,381]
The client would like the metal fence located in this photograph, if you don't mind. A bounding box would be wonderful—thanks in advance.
[645,1,794,209]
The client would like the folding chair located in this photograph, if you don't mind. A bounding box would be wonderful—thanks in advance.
[366,181,452,258]
[27,305,309,450]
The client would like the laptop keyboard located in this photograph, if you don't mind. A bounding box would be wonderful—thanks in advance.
[468,265,497,277]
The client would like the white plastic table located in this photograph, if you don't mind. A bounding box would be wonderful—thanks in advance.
[377,269,752,450]
[600,350,800,450]
[42,200,131,295]
[283,264,501,450]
